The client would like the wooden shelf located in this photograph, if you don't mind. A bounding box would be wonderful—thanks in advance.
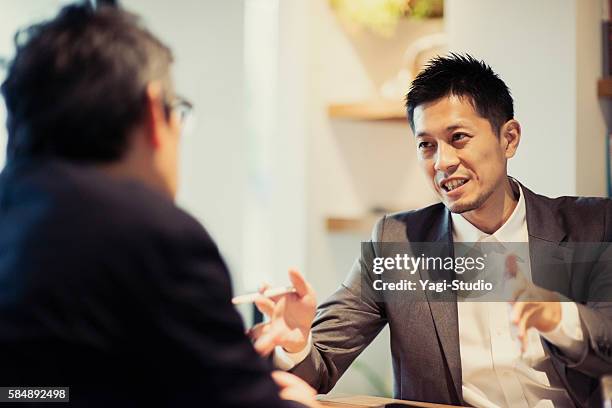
[598,78,612,97]
[326,205,427,233]
[326,216,379,233]
[328,100,406,121]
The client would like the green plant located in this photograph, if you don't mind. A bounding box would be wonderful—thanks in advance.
[329,0,443,38]
[410,0,444,19]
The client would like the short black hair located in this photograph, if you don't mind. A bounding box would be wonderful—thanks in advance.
[406,53,514,135]
[1,2,173,162]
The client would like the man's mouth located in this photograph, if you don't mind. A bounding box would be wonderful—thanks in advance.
[441,179,468,192]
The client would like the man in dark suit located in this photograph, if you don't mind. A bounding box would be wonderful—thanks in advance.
[251,55,612,407]
[0,3,319,407]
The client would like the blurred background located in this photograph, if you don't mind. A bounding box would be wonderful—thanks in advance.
[0,0,608,398]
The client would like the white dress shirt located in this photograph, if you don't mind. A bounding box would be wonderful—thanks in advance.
[275,183,586,407]
[453,183,583,407]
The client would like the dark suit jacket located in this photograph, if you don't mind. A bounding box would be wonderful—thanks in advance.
[291,181,612,407]
[0,158,303,407]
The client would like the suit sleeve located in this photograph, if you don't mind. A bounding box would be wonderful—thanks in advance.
[290,217,388,393]
[547,202,612,379]
[551,257,612,377]
[140,219,306,408]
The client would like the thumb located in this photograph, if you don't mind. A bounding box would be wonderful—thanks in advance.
[505,254,518,279]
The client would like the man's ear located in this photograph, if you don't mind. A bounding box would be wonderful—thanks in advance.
[143,81,167,149]
[500,119,521,159]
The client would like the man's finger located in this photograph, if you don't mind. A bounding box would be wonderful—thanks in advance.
[509,282,528,304]
[272,370,310,389]
[258,283,271,294]
[253,322,284,356]
[253,337,275,356]
[247,322,269,340]
[511,301,526,324]
[272,370,317,398]
[288,269,309,297]
[518,306,539,352]
[255,296,275,317]
[273,296,287,320]
[511,299,538,323]
[271,370,296,387]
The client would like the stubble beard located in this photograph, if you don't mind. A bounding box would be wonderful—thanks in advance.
[446,184,496,214]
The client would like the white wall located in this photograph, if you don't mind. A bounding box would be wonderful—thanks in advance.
[122,0,248,291]
[241,0,308,294]
[576,0,608,196]
[446,0,606,197]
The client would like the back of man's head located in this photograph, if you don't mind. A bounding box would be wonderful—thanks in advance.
[406,53,514,136]
[1,2,173,163]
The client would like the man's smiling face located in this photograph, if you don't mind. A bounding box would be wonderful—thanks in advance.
[413,95,510,214]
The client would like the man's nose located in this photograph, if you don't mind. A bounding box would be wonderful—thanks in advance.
[433,143,460,173]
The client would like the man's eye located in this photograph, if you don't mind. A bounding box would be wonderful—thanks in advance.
[418,141,433,149]
[452,133,468,142]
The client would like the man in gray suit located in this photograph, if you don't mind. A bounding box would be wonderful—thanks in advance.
[250,54,612,407]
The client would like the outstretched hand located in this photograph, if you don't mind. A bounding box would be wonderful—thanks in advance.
[506,254,561,353]
[248,269,317,356]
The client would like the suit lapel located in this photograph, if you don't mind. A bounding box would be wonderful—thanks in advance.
[521,184,573,296]
[416,207,463,402]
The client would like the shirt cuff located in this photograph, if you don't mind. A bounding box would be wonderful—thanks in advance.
[540,301,585,360]
[272,332,312,371]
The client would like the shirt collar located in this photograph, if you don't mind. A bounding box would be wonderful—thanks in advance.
[451,180,526,243]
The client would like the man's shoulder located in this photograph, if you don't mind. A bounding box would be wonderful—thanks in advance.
[371,202,447,242]
[525,186,611,213]
[0,159,224,310]
[522,184,612,240]
[387,202,447,222]
[1,159,210,248]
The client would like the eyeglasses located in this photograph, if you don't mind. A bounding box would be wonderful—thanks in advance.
[165,95,194,124]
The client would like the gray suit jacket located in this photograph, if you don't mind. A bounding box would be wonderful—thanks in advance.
[291,182,612,407]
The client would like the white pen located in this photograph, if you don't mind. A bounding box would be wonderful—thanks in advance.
[231,286,297,305]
